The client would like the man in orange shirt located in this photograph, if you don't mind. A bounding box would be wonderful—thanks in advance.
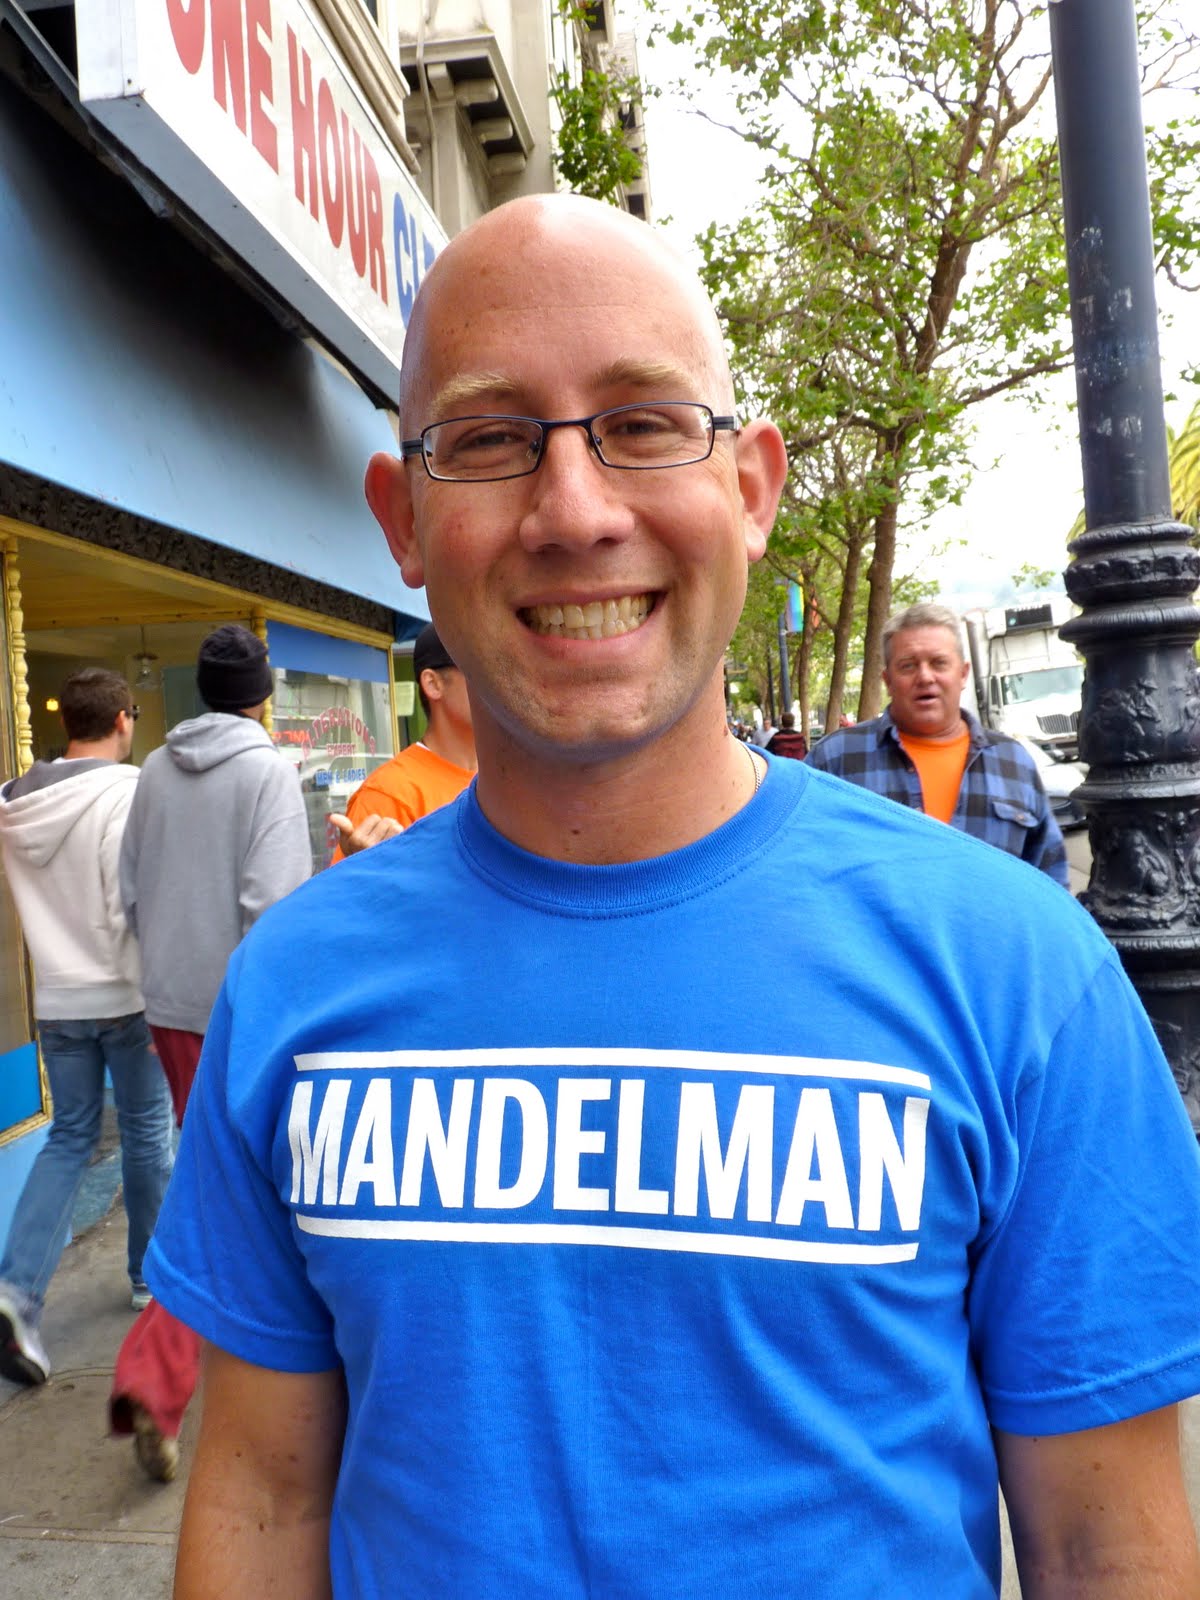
[807,602,1067,884]
[331,623,476,858]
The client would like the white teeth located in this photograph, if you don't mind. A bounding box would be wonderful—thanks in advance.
[522,594,653,641]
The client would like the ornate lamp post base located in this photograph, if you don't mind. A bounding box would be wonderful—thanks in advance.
[1063,517,1200,1130]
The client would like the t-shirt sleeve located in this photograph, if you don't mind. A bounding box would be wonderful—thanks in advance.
[968,949,1200,1434]
[143,957,339,1373]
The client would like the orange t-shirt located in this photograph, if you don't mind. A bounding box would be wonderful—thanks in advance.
[897,727,971,824]
[331,743,472,862]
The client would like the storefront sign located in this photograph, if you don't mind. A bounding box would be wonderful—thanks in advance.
[76,0,446,395]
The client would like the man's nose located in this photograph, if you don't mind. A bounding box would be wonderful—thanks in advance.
[518,425,636,553]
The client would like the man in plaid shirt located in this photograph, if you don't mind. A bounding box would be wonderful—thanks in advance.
[807,602,1068,886]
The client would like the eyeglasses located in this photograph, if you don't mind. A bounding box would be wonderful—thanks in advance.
[400,402,737,483]
[127,705,140,721]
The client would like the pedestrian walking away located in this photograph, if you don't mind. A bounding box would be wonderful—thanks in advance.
[109,624,310,1482]
[0,669,173,1388]
[766,711,807,760]
[145,197,1200,1598]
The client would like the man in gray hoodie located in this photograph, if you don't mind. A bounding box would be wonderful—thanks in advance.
[0,668,174,1389]
[111,623,310,1480]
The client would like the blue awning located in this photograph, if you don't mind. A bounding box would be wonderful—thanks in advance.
[0,78,428,633]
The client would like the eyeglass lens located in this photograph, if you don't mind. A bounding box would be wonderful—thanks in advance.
[424,403,715,480]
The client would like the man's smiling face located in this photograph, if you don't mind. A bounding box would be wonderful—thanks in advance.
[371,201,780,772]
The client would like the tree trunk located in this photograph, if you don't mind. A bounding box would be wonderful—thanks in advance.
[824,528,868,732]
[858,443,904,720]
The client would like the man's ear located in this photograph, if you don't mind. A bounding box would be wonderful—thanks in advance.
[365,453,424,589]
[734,421,789,564]
[419,666,444,707]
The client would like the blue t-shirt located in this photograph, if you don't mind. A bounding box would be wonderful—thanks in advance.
[146,758,1200,1599]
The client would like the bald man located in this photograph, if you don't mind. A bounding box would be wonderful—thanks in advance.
[145,197,1200,1600]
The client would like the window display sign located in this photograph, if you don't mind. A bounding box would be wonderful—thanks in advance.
[305,704,378,761]
[75,0,446,396]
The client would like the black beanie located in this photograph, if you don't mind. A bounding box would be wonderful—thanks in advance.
[196,625,274,712]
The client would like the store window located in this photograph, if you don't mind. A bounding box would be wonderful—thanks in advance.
[266,622,395,873]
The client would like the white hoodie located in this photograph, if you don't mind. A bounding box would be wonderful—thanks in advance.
[0,760,143,1019]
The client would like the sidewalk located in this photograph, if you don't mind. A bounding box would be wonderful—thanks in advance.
[1,1175,1198,1599]
[0,1161,193,1599]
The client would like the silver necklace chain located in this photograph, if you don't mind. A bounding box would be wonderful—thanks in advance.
[744,740,764,795]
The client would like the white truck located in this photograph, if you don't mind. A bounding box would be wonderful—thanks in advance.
[961,595,1084,758]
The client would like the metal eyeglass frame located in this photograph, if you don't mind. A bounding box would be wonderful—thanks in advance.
[399,402,739,482]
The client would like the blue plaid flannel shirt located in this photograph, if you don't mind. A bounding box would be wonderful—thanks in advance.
[806,708,1069,887]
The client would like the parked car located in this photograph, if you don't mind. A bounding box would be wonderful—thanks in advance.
[1015,735,1088,832]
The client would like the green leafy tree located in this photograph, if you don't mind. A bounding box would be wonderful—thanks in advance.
[729,484,939,733]
[769,436,884,731]
[1011,562,1059,591]
[727,563,793,723]
[658,0,1200,718]
[551,4,644,202]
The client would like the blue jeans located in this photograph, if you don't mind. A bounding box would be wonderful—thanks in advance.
[0,1014,174,1318]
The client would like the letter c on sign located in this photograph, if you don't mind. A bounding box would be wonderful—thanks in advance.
[394,194,416,323]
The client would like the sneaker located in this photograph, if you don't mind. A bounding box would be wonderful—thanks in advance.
[132,1404,178,1483]
[130,1286,152,1313]
[0,1283,49,1386]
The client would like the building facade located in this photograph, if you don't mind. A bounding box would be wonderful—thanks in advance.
[0,0,646,1219]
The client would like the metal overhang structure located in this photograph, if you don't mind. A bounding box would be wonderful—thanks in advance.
[0,70,430,632]
[398,32,534,175]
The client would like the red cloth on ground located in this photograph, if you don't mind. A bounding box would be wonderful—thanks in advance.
[110,1025,204,1439]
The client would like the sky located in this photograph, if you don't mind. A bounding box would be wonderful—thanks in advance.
[635,19,1200,614]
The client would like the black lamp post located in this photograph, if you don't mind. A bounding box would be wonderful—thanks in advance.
[777,610,792,715]
[1050,0,1200,1129]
